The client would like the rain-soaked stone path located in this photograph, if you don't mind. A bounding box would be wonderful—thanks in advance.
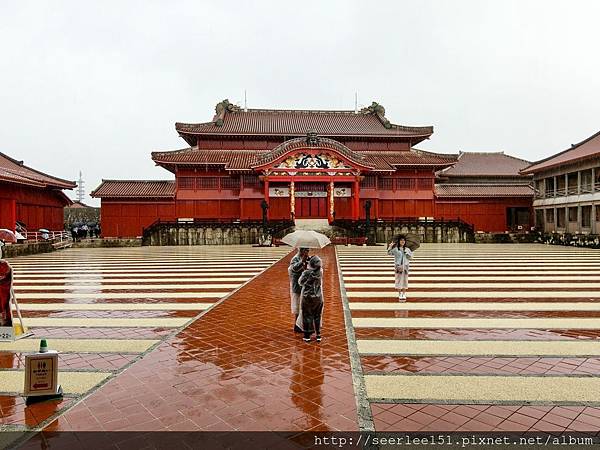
[2,244,600,440]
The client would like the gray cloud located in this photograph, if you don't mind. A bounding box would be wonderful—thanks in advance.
[1,0,599,206]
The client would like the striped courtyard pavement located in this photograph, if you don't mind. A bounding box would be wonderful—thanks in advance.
[337,244,600,433]
[0,245,289,431]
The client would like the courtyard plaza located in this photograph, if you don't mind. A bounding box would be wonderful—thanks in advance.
[1,244,600,435]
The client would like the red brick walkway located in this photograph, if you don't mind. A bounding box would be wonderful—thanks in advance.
[42,246,357,432]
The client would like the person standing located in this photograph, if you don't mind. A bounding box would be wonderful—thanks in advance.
[289,247,309,332]
[387,235,413,300]
[298,255,324,342]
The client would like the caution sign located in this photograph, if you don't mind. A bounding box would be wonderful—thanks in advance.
[24,353,59,397]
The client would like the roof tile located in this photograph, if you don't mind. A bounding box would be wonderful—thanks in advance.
[522,130,600,174]
[152,147,456,171]
[176,109,433,139]
[440,152,530,177]
[0,152,76,189]
[91,180,175,198]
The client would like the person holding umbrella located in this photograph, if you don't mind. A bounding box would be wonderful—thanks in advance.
[282,230,331,333]
[298,255,324,342]
[289,247,310,333]
[387,234,415,300]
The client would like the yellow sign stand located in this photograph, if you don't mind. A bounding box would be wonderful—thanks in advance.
[24,340,63,405]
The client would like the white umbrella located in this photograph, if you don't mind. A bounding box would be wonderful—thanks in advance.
[281,230,331,249]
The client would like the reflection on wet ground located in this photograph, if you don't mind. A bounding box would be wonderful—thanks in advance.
[339,244,600,433]
[37,246,357,432]
[0,246,289,431]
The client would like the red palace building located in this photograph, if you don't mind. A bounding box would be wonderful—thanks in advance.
[0,152,75,232]
[92,100,533,238]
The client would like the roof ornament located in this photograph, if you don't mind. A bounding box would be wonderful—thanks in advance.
[306,130,320,146]
[213,99,241,127]
[360,101,392,129]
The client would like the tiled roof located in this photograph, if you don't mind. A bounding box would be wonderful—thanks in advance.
[91,180,175,198]
[439,152,531,177]
[0,152,76,189]
[152,148,267,171]
[175,100,433,143]
[362,149,457,171]
[152,146,456,172]
[522,130,600,174]
[435,183,534,198]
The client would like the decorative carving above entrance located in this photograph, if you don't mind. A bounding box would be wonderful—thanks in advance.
[269,187,290,197]
[306,130,320,146]
[275,153,352,170]
[333,187,352,197]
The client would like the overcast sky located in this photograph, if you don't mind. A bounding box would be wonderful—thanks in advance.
[1,1,599,206]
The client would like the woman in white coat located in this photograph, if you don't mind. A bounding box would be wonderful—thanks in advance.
[387,235,413,300]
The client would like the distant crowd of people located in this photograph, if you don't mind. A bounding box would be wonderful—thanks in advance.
[70,224,101,241]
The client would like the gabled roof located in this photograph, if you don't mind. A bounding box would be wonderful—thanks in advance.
[435,183,534,198]
[152,146,456,172]
[175,100,433,145]
[438,151,531,178]
[91,180,175,198]
[152,148,266,172]
[253,136,373,170]
[521,130,600,174]
[0,152,76,189]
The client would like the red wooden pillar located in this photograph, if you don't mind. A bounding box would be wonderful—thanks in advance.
[263,178,270,220]
[328,180,334,224]
[352,179,360,221]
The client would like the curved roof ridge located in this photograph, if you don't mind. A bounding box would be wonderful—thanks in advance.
[252,135,373,169]
[0,151,76,189]
[174,99,434,144]
[412,148,458,159]
[98,179,175,183]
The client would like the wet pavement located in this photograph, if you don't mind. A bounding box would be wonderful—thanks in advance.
[0,246,289,431]
[1,243,600,437]
[338,244,600,434]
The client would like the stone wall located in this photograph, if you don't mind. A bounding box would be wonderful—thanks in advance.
[2,242,54,258]
[373,224,472,244]
[143,225,266,246]
[332,220,474,244]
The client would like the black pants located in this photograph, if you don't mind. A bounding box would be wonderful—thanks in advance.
[302,295,323,338]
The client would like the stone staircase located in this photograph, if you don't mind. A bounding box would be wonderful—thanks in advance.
[293,219,334,237]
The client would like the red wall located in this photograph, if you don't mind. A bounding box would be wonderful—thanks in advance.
[270,197,291,220]
[101,200,175,238]
[435,198,532,232]
[0,182,69,231]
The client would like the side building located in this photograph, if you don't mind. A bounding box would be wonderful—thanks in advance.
[522,130,600,235]
[435,152,533,232]
[0,152,76,232]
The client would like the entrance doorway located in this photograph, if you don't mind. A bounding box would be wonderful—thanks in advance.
[294,182,328,219]
[296,197,327,218]
[507,207,530,230]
